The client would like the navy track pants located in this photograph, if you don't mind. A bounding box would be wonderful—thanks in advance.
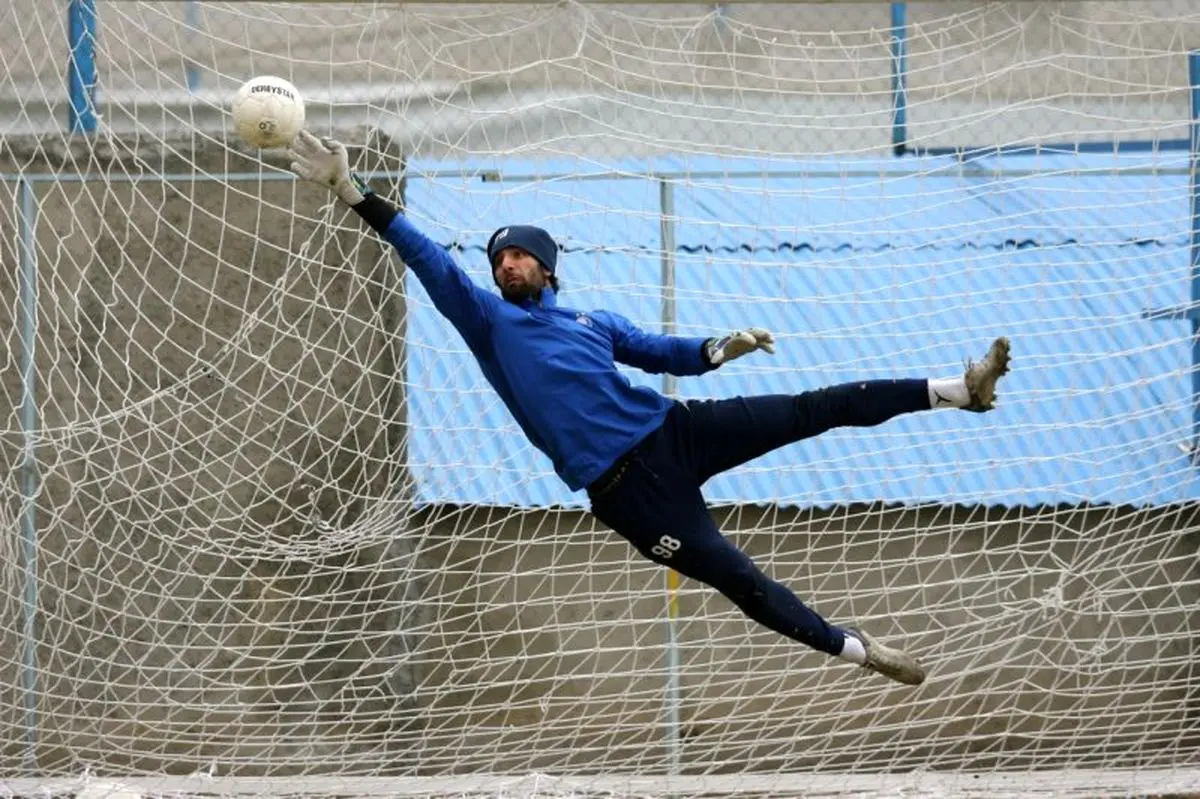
[587,379,930,656]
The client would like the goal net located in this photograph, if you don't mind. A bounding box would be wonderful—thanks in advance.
[1,2,1199,797]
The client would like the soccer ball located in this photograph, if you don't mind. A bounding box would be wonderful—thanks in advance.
[231,75,305,149]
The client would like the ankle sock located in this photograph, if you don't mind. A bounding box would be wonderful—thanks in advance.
[927,377,969,409]
[838,631,867,665]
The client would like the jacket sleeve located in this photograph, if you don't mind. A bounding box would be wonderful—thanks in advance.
[375,211,497,349]
[596,311,715,376]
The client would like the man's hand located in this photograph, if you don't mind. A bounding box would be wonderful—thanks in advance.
[705,328,776,366]
[287,131,372,206]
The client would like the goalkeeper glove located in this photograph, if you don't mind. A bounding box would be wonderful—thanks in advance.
[705,328,776,366]
[287,130,373,206]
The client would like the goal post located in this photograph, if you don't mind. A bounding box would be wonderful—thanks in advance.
[2,2,1200,797]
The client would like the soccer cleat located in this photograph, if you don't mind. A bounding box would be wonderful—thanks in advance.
[963,336,1011,413]
[846,627,926,686]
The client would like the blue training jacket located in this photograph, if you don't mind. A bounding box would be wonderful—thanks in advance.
[382,214,715,491]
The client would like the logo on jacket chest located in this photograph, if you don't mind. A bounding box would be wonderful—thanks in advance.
[575,313,594,328]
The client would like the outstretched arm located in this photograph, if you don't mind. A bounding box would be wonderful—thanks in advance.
[598,312,775,376]
[288,131,495,347]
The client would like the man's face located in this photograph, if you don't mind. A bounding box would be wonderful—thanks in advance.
[492,246,549,302]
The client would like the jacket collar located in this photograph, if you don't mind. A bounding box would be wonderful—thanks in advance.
[512,285,558,310]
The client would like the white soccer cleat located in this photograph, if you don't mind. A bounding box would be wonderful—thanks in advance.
[846,627,926,686]
[963,336,1011,413]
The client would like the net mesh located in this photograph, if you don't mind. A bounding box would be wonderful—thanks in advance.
[1,2,1199,796]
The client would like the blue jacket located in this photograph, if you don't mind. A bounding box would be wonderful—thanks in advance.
[382,214,715,490]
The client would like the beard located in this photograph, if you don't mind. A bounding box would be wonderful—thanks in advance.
[499,280,542,304]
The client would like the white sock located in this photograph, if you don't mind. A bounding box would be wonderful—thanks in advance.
[927,377,970,410]
[838,631,867,665]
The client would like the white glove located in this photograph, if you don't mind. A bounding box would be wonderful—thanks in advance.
[287,130,371,206]
[705,328,776,366]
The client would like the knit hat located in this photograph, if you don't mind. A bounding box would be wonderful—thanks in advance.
[486,225,558,275]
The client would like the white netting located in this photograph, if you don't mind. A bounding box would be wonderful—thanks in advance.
[1,2,1199,797]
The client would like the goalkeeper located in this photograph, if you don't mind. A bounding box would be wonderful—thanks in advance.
[289,132,1011,687]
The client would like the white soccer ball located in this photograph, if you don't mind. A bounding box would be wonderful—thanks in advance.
[231,75,305,149]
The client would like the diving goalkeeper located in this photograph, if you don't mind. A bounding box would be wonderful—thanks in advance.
[289,132,1011,687]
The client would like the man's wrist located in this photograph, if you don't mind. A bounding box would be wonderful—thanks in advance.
[348,171,373,198]
[350,192,399,235]
[335,172,374,206]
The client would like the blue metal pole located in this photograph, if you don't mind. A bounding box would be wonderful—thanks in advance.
[67,0,98,134]
[1189,51,1200,457]
[890,2,908,156]
[185,1,201,92]
[17,178,39,773]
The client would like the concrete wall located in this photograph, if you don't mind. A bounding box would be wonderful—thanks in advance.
[0,134,1197,778]
[405,502,1200,776]
[0,134,420,774]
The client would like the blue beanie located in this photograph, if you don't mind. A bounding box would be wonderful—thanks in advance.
[487,225,558,275]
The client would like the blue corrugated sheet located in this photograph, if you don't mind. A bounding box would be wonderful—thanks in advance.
[401,152,1199,508]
